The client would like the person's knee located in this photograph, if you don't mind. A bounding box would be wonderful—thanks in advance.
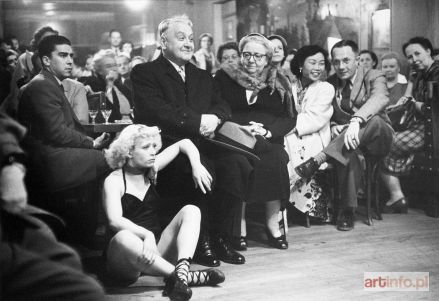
[180,204,201,223]
[110,230,141,249]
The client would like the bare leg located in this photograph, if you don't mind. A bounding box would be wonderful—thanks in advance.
[265,200,281,237]
[106,230,174,282]
[241,202,247,237]
[381,173,405,205]
[158,205,201,263]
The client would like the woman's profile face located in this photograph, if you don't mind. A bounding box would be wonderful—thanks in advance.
[271,38,285,64]
[302,52,326,82]
[200,36,211,50]
[241,41,268,75]
[129,138,158,169]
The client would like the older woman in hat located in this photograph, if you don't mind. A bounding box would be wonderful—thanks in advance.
[214,33,296,250]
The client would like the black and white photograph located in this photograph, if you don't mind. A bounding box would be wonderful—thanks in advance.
[1,0,438,300]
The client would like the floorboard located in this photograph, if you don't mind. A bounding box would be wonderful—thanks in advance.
[100,207,439,301]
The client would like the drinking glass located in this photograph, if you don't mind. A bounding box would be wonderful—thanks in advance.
[89,110,98,124]
[102,109,112,124]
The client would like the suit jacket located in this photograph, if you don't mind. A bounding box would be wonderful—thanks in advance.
[131,54,231,145]
[18,70,107,192]
[327,66,389,125]
[62,78,89,124]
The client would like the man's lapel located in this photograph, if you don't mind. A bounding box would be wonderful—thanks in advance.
[159,55,186,86]
[42,70,83,125]
[350,66,367,108]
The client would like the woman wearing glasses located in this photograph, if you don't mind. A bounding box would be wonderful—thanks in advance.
[285,45,334,222]
[216,41,240,70]
[214,34,295,250]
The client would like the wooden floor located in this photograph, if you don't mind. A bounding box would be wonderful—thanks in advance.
[101,207,439,301]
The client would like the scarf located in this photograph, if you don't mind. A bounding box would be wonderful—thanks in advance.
[221,62,294,117]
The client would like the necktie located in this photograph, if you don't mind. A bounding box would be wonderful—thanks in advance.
[177,67,185,82]
[59,83,64,92]
[340,80,352,113]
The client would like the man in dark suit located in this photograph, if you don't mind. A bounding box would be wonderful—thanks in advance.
[132,15,247,267]
[17,35,110,223]
[295,40,394,231]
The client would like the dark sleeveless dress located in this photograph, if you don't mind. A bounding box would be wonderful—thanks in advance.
[107,169,162,242]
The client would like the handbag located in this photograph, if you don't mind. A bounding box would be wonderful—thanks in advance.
[386,97,416,132]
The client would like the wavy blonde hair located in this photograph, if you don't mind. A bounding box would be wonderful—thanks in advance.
[105,124,162,169]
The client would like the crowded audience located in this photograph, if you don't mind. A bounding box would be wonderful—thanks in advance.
[1,10,439,301]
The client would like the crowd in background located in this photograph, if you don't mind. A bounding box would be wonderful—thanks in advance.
[1,14,439,301]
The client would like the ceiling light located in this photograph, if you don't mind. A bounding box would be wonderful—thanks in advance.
[124,0,149,11]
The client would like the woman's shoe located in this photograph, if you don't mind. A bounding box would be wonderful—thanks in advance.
[264,228,288,250]
[382,197,408,214]
[230,236,247,251]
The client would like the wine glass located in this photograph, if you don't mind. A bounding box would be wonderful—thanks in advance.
[102,109,112,124]
[99,99,112,124]
[89,110,98,124]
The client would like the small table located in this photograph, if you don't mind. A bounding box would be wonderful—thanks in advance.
[82,122,131,133]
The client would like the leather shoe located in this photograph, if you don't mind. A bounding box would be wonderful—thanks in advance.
[193,234,220,267]
[336,209,354,231]
[230,236,248,251]
[213,236,245,264]
[265,228,288,249]
[163,273,192,301]
[295,157,320,178]
[190,269,225,286]
[382,197,408,214]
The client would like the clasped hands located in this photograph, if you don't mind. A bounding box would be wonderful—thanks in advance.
[241,121,268,137]
[199,114,220,138]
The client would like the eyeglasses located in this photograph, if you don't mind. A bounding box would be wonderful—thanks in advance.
[222,54,238,61]
[332,57,354,67]
[242,52,267,62]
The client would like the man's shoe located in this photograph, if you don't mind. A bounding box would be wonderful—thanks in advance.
[163,274,192,301]
[295,157,320,179]
[336,209,354,231]
[213,236,245,264]
[193,234,220,267]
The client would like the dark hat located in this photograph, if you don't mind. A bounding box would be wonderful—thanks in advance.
[205,121,260,160]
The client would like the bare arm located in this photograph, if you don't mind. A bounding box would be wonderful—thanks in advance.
[155,139,212,193]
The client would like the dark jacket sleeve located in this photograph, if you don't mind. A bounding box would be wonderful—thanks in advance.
[265,113,295,140]
[131,64,202,136]
[21,82,93,149]
[207,75,232,122]
[0,111,26,163]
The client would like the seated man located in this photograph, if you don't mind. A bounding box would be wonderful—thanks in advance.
[80,50,131,122]
[295,40,394,231]
[132,15,249,267]
[0,111,105,301]
[17,35,110,203]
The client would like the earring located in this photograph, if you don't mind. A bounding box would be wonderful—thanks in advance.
[299,67,302,73]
